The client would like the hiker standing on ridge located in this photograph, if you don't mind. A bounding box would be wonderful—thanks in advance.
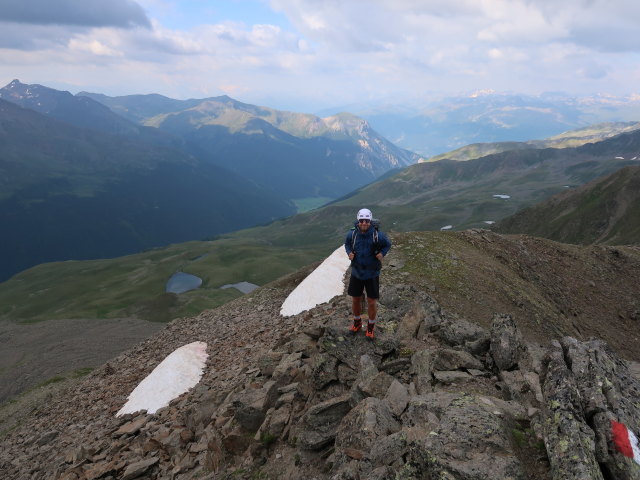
[344,208,391,339]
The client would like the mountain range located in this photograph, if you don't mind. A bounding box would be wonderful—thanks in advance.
[0,80,416,281]
[341,91,640,157]
[79,90,420,200]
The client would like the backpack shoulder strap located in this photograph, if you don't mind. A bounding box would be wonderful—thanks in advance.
[351,229,357,251]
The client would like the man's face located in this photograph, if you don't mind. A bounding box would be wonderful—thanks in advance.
[358,218,371,233]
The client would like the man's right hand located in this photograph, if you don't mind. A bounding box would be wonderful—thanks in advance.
[348,252,355,261]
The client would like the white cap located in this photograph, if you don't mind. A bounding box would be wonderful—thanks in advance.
[357,208,372,220]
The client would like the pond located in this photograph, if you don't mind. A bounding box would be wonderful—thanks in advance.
[166,272,202,294]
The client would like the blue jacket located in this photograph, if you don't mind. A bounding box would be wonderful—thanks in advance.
[344,227,392,280]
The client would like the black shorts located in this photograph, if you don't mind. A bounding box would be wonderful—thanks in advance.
[347,275,380,299]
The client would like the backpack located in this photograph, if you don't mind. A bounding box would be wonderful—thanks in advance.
[351,218,381,254]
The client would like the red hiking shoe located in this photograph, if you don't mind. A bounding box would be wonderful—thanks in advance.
[365,323,375,339]
[349,319,362,333]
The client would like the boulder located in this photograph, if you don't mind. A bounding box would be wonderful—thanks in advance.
[490,313,525,371]
[432,348,484,371]
[257,351,285,377]
[394,301,426,345]
[433,370,474,385]
[231,381,279,432]
[358,372,396,400]
[540,342,603,479]
[401,392,527,479]
[369,430,408,467]
[121,457,158,480]
[295,395,353,450]
[318,327,396,371]
[311,354,339,390]
[430,315,489,351]
[384,380,409,417]
[410,349,435,395]
[272,352,304,386]
[334,397,401,452]
[540,337,640,480]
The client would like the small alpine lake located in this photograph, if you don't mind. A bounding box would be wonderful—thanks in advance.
[166,272,203,294]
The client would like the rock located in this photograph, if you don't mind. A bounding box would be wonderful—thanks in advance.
[369,430,408,467]
[302,325,325,340]
[232,381,279,432]
[410,349,435,395]
[311,354,339,390]
[184,390,226,432]
[114,416,148,437]
[499,370,529,400]
[83,460,124,480]
[402,392,526,479]
[296,395,353,450]
[430,315,488,349]
[490,313,525,371]
[222,427,251,455]
[540,343,604,479]
[65,446,92,464]
[286,332,317,357]
[319,327,375,371]
[263,404,292,438]
[433,370,474,385]
[432,348,484,371]
[379,357,412,375]
[272,352,304,386]
[384,380,409,417]
[394,301,426,345]
[121,457,159,480]
[541,336,640,479]
[36,430,60,446]
[257,352,285,377]
[337,363,358,386]
[343,447,364,460]
[334,397,400,452]
[366,466,396,480]
[359,372,396,400]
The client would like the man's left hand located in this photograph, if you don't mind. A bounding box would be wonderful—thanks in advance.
[376,253,383,261]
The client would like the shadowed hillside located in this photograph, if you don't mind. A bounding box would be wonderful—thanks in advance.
[494,165,640,245]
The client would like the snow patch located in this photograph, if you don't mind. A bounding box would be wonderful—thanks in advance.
[440,225,453,231]
[483,221,495,225]
[615,156,625,160]
[116,341,208,416]
[493,194,511,199]
[221,281,259,294]
[280,246,350,317]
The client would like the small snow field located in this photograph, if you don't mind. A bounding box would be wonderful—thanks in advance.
[280,245,351,317]
[440,225,453,231]
[493,194,511,199]
[116,341,208,416]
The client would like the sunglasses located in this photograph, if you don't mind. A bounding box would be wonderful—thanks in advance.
[358,219,371,223]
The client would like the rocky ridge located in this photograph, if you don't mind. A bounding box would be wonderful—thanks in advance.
[1,244,639,479]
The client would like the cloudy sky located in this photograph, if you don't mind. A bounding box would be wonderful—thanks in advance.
[1,0,639,111]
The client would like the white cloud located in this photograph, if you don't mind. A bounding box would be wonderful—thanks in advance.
[1,0,640,110]
[0,0,150,28]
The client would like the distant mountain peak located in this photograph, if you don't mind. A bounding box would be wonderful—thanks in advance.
[469,89,496,98]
